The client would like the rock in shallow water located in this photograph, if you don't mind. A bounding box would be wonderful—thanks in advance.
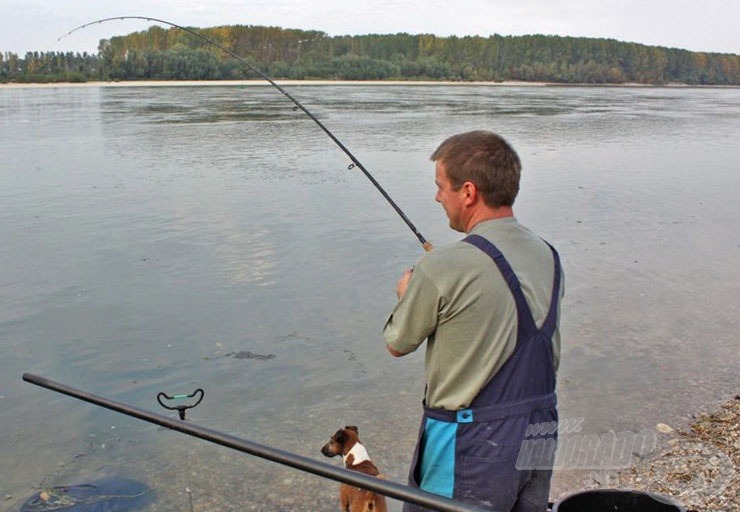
[20,477,153,512]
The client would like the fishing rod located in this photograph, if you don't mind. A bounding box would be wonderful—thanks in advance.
[23,373,489,512]
[59,16,433,252]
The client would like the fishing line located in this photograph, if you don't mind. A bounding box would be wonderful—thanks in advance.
[59,16,433,251]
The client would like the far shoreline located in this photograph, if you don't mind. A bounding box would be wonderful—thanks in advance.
[2,79,739,89]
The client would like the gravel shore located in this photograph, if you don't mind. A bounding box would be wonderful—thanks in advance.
[575,395,739,511]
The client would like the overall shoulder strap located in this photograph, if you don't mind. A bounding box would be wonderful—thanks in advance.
[463,234,562,335]
[463,234,537,334]
[540,241,562,335]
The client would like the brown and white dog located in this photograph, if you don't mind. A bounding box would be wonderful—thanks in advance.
[321,426,388,512]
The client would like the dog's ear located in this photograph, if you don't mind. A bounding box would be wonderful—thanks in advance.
[345,425,359,434]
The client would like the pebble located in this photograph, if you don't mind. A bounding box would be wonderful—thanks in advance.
[655,423,675,434]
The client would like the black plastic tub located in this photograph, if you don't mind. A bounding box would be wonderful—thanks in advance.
[552,489,685,512]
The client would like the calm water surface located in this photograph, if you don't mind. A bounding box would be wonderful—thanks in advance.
[1,83,739,510]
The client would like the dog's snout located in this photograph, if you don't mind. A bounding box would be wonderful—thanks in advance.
[321,443,336,457]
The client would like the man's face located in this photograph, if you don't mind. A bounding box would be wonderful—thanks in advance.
[435,160,466,232]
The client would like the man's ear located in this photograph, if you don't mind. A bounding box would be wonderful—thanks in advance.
[462,181,477,204]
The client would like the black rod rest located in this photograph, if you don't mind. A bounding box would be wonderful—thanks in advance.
[156,388,204,420]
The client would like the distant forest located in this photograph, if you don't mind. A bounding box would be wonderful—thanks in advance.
[2,24,740,85]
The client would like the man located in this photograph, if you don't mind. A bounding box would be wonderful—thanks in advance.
[383,130,563,512]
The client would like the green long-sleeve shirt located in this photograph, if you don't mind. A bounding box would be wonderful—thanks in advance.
[383,217,563,410]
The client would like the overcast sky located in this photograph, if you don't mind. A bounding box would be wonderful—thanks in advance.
[1,0,738,56]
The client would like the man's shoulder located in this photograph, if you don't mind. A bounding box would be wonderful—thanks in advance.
[421,238,478,260]
[474,218,553,251]
[415,239,483,277]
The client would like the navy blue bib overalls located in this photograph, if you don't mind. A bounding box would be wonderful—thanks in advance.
[404,235,562,512]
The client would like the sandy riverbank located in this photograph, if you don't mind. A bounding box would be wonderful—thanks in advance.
[1,79,547,88]
[2,79,721,89]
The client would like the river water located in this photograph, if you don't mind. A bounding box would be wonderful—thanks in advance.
[1,83,739,510]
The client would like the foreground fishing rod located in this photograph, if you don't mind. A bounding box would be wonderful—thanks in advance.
[60,16,432,252]
[23,373,489,512]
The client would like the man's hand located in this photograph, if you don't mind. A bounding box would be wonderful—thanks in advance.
[396,268,414,299]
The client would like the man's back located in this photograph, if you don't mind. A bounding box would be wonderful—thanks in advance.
[383,216,563,410]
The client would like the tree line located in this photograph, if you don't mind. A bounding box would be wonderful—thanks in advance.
[3,25,739,85]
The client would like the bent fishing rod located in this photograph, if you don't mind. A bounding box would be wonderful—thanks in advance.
[23,373,488,512]
[60,16,432,252]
